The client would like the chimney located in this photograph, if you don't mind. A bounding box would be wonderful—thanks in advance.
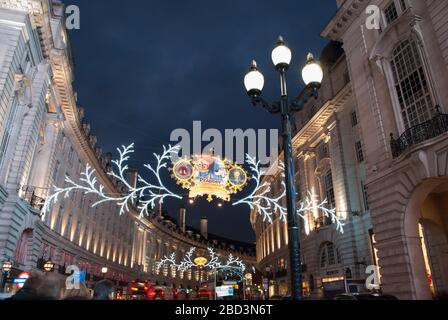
[178,206,186,233]
[200,216,208,239]
[157,202,163,217]
[127,166,138,188]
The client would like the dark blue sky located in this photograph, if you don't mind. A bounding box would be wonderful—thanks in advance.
[68,0,337,243]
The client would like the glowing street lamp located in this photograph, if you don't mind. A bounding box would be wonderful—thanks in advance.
[2,260,12,273]
[101,266,108,277]
[243,36,323,300]
[244,60,264,98]
[1,260,13,293]
[43,260,55,272]
[302,53,323,88]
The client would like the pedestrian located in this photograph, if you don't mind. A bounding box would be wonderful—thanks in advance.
[93,279,115,300]
[62,283,91,300]
[35,273,64,300]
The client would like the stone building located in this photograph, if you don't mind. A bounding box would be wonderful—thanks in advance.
[0,0,255,295]
[251,41,375,299]
[322,0,448,299]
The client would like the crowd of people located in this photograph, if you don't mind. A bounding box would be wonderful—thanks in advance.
[5,271,116,301]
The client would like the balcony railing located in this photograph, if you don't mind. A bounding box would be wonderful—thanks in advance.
[390,108,448,159]
[22,191,45,212]
[314,216,333,230]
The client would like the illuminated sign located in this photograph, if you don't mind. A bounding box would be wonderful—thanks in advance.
[216,285,234,298]
[172,149,247,202]
[194,257,208,267]
[14,272,30,289]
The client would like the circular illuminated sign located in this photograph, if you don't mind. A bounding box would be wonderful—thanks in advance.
[228,167,248,188]
[173,160,194,181]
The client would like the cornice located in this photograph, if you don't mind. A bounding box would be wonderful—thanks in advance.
[321,0,369,41]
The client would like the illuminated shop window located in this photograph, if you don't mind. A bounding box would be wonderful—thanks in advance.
[418,223,435,297]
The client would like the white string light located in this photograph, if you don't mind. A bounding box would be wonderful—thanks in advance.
[233,154,287,224]
[41,144,182,219]
[155,247,246,273]
[233,154,345,233]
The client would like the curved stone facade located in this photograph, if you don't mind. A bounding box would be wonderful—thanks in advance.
[0,0,255,294]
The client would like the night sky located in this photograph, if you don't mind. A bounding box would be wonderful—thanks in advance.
[67,0,337,244]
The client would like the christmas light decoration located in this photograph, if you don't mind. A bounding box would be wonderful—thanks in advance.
[41,144,182,218]
[172,149,248,202]
[298,191,345,234]
[233,154,287,224]
[233,154,345,233]
[155,247,245,273]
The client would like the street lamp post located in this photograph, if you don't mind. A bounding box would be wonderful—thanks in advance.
[1,260,13,293]
[244,36,323,300]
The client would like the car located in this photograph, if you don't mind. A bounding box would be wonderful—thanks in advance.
[333,293,399,300]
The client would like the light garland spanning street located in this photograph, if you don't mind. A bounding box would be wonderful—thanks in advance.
[41,144,183,219]
[155,247,245,273]
[42,143,344,233]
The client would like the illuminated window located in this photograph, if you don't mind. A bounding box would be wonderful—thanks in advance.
[418,223,435,297]
[391,39,434,129]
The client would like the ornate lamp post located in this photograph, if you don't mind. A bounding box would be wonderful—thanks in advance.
[244,36,323,300]
[1,260,13,292]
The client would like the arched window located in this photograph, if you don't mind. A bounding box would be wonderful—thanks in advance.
[391,39,434,129]
[319,242,342,269]
[14,229,33,264]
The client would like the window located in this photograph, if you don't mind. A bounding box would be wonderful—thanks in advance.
[351,111,358,127]
[355,141,364,163]
[384,2,398,24]
[320,249,327,268]
[318,143,329,160]
[327,243,336,265]
[399,0,407,11]
[0,96,18,169]
[324,172,335,209]
[56,206,64,233]
[52,160,61,182]
[391,39,434,129]
[66,213,73,238]
[362,183,370,211]
[319,243,341,269]
[68,146,74,164]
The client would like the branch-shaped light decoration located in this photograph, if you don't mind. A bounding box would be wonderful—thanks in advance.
[297,191,345,234]
[233,154,287,224]
[41,144,182,219]
[155,247,245,273]
[233,154,345,233]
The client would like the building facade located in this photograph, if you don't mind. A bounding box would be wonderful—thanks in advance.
[0,0,255,295]
[322,0,448,300]
[251,41,376,299]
